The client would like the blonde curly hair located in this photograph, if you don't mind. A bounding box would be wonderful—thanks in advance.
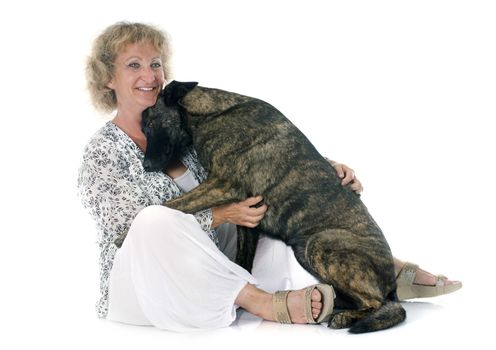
[86,21,172,113]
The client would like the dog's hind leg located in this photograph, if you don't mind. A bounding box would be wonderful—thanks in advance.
[292,229,403,331]
[165,178,242,213]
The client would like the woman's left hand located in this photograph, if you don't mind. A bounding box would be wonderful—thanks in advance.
[326,159,363,194]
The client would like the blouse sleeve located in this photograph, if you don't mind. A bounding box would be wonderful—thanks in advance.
[194,208,214,232]
[77,142,150,248]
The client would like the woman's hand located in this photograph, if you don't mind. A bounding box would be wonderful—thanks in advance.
[326,159,363,194]
[211,196,268,228]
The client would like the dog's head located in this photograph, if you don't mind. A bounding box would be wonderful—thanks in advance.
[142,81,198,172]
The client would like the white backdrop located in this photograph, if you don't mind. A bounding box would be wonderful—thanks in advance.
[1,0,495,349]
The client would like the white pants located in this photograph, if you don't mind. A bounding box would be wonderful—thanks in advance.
[107,205,317,331]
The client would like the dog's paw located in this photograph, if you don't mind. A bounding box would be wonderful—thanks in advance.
[328,312,356,329]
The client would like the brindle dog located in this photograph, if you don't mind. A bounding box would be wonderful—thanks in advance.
[141,81,406,333]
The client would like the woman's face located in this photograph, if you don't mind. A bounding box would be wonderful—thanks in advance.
[107,42,165,115]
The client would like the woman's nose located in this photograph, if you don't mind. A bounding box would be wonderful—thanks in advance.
[142,66,159,82]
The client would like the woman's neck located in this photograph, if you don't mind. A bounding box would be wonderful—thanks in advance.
[112,111,147,152]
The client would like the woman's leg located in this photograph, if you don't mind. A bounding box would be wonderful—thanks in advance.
[109,207,328,330]
[251,236,318,292]
[109,205,256,331]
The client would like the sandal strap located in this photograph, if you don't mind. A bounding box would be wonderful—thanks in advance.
[302,284,336,324]
[396,262,418,286]
[435,274,448,286]
[273,290,292,324]
[273,285,336,324]
[313,284,335,323]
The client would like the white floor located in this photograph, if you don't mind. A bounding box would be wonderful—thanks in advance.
[5,288,485,350]
[2,247,490,350]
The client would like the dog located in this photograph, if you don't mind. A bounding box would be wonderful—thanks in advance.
[141,80,406,333]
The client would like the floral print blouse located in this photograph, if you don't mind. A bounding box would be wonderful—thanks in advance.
[77,121,216,319]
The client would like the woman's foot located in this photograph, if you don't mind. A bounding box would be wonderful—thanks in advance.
[394,259,462,300]
[283,287,323,323]
[235,283,334,324]
[394,259,459,286]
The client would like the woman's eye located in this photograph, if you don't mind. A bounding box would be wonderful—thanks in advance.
[128,62,140,69]
[151,62,162,69]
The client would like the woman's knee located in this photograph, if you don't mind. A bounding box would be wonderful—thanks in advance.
[129,205,204,245]
[134,205,179,225]
[128,206,181,243]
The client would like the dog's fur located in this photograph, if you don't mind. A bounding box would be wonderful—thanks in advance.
[141,81,406,333]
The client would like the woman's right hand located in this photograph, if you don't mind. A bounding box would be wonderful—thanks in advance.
[211,196,268,228]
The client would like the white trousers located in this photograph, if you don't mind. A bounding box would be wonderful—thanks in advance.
[107,205,317,332]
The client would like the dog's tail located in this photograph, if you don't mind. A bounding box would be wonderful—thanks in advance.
[349,301,406,334]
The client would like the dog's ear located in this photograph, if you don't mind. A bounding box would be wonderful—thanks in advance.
[163,81,198,106]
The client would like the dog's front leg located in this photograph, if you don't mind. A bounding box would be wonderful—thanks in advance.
[235,226,260,272]
[166,178,242,213]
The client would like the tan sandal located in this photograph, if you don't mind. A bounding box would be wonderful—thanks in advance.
[273,284,335,324]
[396,262,462,300]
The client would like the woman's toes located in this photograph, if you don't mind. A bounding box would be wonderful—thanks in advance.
[311,301,322,310]
[286,287,325,323]
[312,303,322,320]
[311,289,323,320]
[311,289,322,302]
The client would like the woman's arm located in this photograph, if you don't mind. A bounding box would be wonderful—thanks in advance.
[211,196,268,228]
[77,141,154,247]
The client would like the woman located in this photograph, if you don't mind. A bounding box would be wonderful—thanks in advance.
[78,22,461,331]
